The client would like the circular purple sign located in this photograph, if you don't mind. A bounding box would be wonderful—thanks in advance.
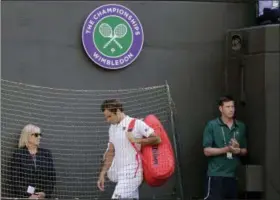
[82,4,144,70]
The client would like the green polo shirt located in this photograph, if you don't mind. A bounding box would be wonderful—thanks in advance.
[203,117,247,177]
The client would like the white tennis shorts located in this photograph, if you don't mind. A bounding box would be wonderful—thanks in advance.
[111,165,143,199]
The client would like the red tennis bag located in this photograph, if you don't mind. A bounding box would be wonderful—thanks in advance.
[128,114,175,187]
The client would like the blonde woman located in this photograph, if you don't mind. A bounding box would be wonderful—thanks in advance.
[10,124,56,199]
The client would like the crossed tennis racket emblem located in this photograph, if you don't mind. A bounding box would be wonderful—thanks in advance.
[99,23,128,49]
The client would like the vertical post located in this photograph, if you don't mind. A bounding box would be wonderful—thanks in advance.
[0,91,1,199]
[224,33,229,93]
[165,81,185,200]
[0,80,2,199]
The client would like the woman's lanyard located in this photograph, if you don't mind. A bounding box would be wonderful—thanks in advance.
[221,127,236,146]
[31,154,37,169]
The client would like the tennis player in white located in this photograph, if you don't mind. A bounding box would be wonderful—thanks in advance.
[97,99,161,199]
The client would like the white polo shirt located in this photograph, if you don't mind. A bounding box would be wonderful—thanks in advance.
[109,115,154,171]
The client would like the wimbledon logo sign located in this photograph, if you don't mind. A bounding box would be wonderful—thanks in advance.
[82,4,144,70]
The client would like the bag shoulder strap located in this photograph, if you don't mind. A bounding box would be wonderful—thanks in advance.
[127,118,140,153]
[128,118,136,132]
[127,118,142,177]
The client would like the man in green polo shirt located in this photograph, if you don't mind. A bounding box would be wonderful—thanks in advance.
[203,95,248,200]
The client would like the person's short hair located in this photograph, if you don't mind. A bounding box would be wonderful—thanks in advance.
[18,124,41,148]
[100,99,123,113]
[218,95,234,106]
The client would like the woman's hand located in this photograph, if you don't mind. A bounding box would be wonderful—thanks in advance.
[35,192,46,199]
[29,194,39,199]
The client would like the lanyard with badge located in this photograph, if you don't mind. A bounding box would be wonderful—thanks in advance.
[221,127,236,159]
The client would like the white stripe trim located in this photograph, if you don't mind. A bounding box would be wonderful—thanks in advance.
[204,177,211,200]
